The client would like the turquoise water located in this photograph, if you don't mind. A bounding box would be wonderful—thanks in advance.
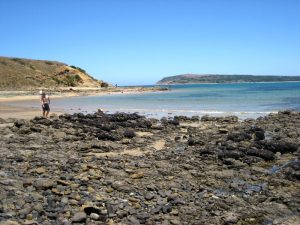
[14,82,300,119]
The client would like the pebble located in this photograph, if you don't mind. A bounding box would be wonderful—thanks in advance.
[71,212,87,223]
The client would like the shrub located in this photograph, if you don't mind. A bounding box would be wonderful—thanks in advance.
[70,65,86,73]
[74,74,83,83]
[101,82,109,88]
[64,74,83,86]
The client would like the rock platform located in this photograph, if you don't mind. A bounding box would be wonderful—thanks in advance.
[0,110,299,224]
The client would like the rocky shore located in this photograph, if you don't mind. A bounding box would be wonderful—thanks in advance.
[0,110,299,225]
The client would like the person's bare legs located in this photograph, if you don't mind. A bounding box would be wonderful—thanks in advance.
[45,110,50,118]
[43,110,46,117]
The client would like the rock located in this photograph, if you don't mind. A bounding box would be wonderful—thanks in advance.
[49,113,58,119]
[254,130,265,141]
[83,206,101,215]
[223,212,239,224]
[219,128,229,134]
[90,213,100,220]
[0,220,21,225]
[124,130,136,138]
[35,167,46,174]
[71,212,86,223]
[246,148,275,161]
[264,140,298,154]
[112,181,132,193]
[54,131,66,140]
[23,220,38,225]
[0,118,7,124]
[1,110,300,223]
[201,115,217,121]
[227,132,252,142]
[170,219,181,225]
[33,179,56,190]
[218,150,243,160]
[187,138,203,146]
[144,193,155,201]
[130,172,144,179]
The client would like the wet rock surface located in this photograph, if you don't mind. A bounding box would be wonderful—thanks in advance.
[0,110,300,224]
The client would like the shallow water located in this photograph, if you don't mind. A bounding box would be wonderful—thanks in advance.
[10,82,300,119]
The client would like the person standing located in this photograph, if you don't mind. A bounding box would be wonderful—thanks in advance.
[40,91,50,118]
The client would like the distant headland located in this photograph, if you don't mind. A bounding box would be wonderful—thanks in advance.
[156,74,300,85]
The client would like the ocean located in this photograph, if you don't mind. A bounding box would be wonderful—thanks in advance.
[13,82,300,119]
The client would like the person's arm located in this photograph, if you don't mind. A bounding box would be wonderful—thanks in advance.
[48,97,50,104]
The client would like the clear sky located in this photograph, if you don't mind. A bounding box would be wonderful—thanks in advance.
[1,0,299,85]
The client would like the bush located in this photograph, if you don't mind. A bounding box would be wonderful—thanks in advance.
[64,74,83,86]
[101,82,109,88]
[70,65,86,73]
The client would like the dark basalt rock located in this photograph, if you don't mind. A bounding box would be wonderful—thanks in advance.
[227,132,252,142]
[1,110,300,224]
[283,159,300,180]
[96,131,123,141]
[218,150,244,160]
[109,112,142,122]
[14,119,26,128]
[124,130,136,139]
[262,140,298,153]
[245,148,275,161]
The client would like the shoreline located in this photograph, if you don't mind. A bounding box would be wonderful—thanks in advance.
[0,86,169,120]
[0,86,168,102]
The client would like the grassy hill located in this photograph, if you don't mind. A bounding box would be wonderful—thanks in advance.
[0,56,108,90]
[157,74,300,84]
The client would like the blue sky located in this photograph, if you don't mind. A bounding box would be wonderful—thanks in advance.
[0,0,299,85]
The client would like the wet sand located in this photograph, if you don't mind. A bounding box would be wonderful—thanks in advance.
[0,87,168,120]
[0,103,62,120]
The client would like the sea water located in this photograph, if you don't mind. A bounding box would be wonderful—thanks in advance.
[13,82,300,119]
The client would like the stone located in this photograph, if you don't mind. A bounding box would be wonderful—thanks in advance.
[0,221,21,225]
[90,213,100,220]
[144,193,155,201]
[23,220,38,225]
[170,219,181,225]
[35,167,46,174]
[71,212,87,223]
[130,172,144,179]
[223,212,239,224]
[33,179,56,190]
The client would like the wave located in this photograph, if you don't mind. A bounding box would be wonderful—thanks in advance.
[102,107,277,118]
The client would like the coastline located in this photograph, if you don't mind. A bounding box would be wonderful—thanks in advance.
[0,86,168,120]
[157,80,300,85]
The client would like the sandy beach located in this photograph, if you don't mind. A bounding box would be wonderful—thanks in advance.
[0,86,168,120]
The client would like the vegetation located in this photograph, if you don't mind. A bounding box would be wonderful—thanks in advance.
[70,65,86,73]
[100,82,109,88]
[157,74,300,84]
[0,56,104,90]
[63,74,83,87]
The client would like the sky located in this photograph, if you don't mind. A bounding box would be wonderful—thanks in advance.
[0,0,300,85]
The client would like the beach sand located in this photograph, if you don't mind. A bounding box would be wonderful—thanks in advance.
[0,103,62,120]
[0,87,168,120]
